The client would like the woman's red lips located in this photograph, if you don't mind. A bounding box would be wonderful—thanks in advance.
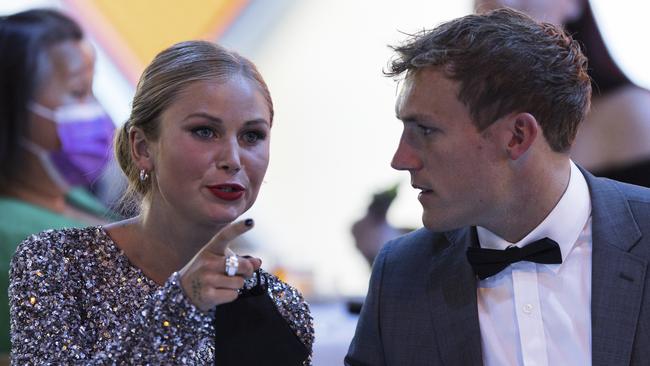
[208,184,245,201]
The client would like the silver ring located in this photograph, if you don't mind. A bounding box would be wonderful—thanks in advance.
[225,255,239,277]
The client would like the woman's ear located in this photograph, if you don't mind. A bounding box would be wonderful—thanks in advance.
[505,112,539,160]
[129,127,154,171]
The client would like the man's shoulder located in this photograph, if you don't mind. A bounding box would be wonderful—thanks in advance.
[607,180,650,223]
[379,228,456,265]
[384,227,439,249]
[587,175,650,213]
[586,175,650,243]
[612,180,650,203]
[585,170,650,202]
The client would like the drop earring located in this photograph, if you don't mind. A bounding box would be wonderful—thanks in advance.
[139,169,149,182]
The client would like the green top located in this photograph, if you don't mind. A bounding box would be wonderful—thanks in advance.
[0,188,113,354]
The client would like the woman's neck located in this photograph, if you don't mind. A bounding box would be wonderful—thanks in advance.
[110,203,224,285]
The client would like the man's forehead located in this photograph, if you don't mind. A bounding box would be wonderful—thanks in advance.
[394,76,414,118]
[395,68,457,119]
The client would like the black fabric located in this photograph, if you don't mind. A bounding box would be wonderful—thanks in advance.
[593,159,650,188]
[213,271,309,365]
[565,1,631,95]
[466,237,562,280]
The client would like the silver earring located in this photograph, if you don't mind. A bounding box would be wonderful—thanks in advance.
[139,169,149,182]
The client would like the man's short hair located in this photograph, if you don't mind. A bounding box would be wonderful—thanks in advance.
[387,8,591,152]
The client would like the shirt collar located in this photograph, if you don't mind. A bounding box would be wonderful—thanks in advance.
[476,161,591,273]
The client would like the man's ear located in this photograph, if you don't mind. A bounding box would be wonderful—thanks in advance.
[505,112,539,160]
[129,127,154,171]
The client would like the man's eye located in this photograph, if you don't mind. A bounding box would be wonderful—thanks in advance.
[192,127,215,139]
[418,124,434,135]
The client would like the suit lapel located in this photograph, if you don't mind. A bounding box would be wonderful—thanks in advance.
[585,172,647,366]
[426,227,483,365]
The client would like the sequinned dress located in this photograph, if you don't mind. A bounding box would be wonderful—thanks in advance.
[9,227,314,365]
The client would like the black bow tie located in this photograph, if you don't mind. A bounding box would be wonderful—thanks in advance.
[466,237,562,280]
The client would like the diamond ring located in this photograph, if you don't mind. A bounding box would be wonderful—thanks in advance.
[225,255,239,277]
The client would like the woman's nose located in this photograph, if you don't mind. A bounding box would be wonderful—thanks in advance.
[216,139,241,173]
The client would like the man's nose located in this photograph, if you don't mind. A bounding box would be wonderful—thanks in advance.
[391,136,422,172]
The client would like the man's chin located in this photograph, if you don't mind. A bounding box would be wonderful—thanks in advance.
[421,215,440,231]
[421,213,462,233]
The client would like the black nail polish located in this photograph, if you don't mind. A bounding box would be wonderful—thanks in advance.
[242,255,252,259]
[244,218,254,227]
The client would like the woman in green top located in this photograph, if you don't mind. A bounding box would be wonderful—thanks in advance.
[0,9,116,360]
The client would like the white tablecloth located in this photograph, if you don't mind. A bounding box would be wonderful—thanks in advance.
[310,301,360,366]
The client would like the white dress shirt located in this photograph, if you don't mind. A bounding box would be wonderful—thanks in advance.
[477,161,592,366]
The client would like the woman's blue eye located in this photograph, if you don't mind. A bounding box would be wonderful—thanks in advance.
[242,131,266,144]
[192,127,215,139]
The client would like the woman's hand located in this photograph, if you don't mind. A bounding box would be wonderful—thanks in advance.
[179,219,262,312]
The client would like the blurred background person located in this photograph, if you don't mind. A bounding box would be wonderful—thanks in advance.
[351,184,412,266]
[475,0,650,187]
[348,184,413,315]
[0,8,116,360]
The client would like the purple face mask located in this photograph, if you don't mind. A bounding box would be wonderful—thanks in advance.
[29,101,115,187]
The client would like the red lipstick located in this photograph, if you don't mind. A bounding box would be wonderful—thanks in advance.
[208,184,245,201]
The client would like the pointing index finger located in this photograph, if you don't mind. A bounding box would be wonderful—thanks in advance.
[204,218,254,255]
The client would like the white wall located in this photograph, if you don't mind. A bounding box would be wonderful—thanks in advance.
[244,0,471,297]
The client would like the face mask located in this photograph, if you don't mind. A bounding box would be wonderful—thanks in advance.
[28,101,115,187]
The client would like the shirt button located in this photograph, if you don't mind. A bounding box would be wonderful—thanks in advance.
[523,303,534,314]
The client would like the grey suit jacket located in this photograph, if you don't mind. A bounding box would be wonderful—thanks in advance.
[346,171,650,366]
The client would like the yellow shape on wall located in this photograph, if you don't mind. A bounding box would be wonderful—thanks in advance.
[64,0,248,84]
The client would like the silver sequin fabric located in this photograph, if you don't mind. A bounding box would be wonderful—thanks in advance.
[9,226,314,365]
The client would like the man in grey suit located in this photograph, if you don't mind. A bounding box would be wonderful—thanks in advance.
[346,8,650,366]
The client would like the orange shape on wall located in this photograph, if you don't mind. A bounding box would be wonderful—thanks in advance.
[64,0,249,84]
